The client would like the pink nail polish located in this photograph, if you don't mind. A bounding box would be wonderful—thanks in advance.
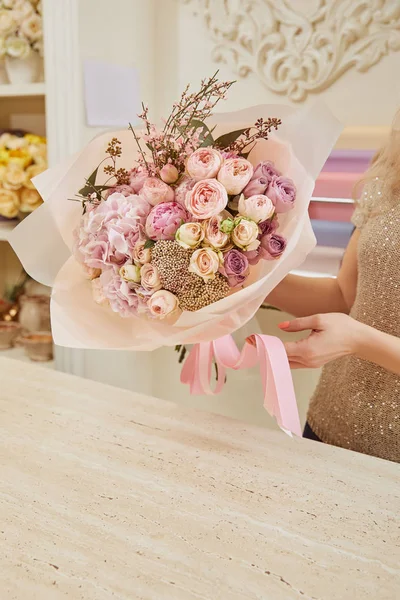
[278,321,290,330]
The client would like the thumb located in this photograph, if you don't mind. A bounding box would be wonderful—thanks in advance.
[278,314,322,333]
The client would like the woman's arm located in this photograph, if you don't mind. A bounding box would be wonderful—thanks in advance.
[281,313,400,376]
[266,230,360,317]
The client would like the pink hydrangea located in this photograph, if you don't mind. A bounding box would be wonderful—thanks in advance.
[99,268,140,318]
[145,201,189,240]
[74,192,151,269]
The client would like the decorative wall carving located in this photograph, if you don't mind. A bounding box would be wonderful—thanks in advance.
[182,0,400,101]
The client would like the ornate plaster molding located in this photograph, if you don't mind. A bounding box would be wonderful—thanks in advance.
[182,0,400,101]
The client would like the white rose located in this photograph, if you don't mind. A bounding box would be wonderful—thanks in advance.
[20,13,41,41]
[5,35,30,58]
[0,188,20,218]
[119,264,141,283]
[148,290,179,319]
[132,240,151,265]
[238,193,275,223]
[188,247,221,282]
[0,9,15,35]
[19,188,42,212]
[232,217,260,251]
[175,222,204,250]
[2,0,18,8]
[140,263,162,292]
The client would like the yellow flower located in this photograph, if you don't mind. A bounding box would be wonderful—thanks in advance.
[24,134,46,145]
[20,188,42,213]
[0,187,20,218]
[25,164,45,189]
[0,164,6,182]
[8,149,32,168]
[0,148,10,165]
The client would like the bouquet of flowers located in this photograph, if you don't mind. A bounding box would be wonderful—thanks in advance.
[0,131,46,218]
[10,73,340,434]
[0,0,43,61]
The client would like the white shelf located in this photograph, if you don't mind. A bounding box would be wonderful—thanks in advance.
[0,82,46,98]
[0,220,16,242]
[0,346,54,368]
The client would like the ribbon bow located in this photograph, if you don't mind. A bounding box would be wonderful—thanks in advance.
[181,334,301,436]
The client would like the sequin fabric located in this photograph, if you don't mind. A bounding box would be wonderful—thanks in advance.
[308,179,400,462]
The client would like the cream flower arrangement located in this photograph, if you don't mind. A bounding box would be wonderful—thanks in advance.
[0,132,46,219]
[0,0,43,60]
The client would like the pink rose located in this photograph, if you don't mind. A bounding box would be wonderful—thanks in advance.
[145,201,190,240]
[148,290,180,319]
[186,179,228,220]
[99,268,140,317]
[267,176,296,213]
[132,240,152,264]
[175,177,196,205]
[140,263,162,292]
[238,194,275,223]
[224,249,249,288]
[202,213,231,250]
[160,164,179,184]
[186,148,223,181]
[141,177,175,206]
[253,161,281,183]
[217,158,253,195]
[243,176,269,198]
[259,218,278,237]
[189,248,221,282]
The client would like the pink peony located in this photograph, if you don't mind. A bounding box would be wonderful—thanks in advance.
[141,177,175,206]
[217,158,253,195]
[175,177,196,205]
[74,192,151,269]
[145,201,190,240]
[129,167,148,193]
[160,164,179,184]
[186,179,228,220]
[186,148,223,181]
[99,268,140,317]
[104,184,135,199]
[267,176,296,213]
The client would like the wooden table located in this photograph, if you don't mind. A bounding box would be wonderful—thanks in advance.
[0,357,398,599]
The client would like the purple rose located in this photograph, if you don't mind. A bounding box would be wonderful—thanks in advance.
[245,232,286,265]
[262,233,287,260]
[145,201,190,240]
[259,217,278,236]
[243,176,269,198]
[253,161,281,183]
[267,176,296,213]
[224,248,249,288]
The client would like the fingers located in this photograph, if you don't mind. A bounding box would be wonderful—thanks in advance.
[279,314,323,333]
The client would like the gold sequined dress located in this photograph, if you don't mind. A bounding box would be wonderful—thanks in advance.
[307,180,400,462]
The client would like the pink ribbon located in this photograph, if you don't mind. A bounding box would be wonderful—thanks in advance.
[180,334,301,436]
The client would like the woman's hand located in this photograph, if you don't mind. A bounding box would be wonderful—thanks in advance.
[279,313,363,369]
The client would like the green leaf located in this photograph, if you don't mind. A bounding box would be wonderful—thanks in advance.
[144,239,156,250]
[214,128,247,150]
[87,166,99,186]
[190,119,215,147]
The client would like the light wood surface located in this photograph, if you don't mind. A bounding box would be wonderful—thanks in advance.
[0,357,398,600]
